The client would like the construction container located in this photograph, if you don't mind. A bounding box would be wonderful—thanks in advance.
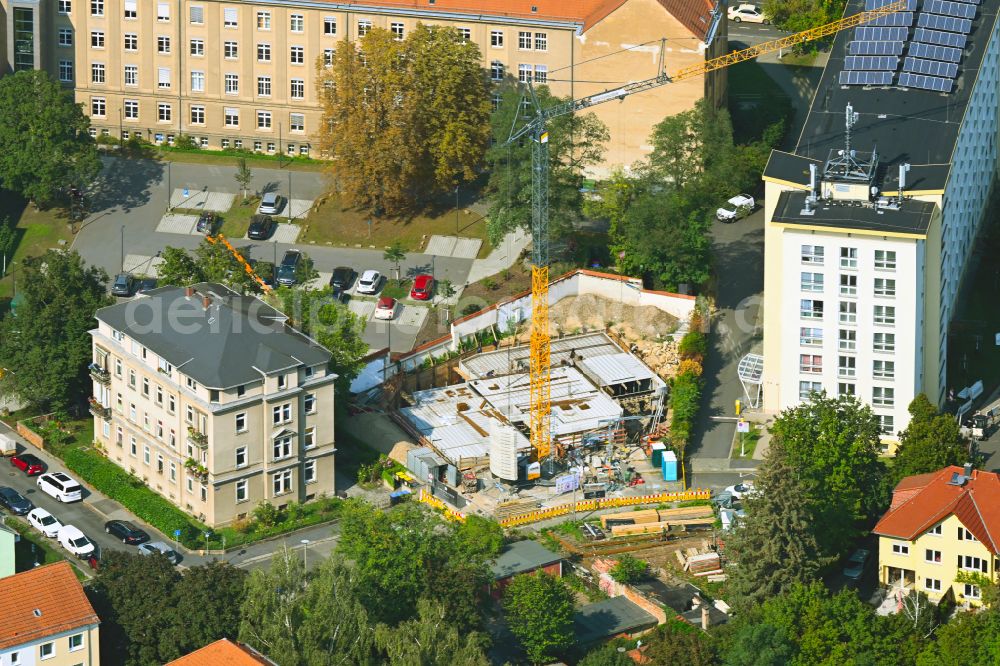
[662,450,678,481]
[650,442,667,468]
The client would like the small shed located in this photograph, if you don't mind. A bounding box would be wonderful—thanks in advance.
[489,540,563,598]
[573,596,658,645]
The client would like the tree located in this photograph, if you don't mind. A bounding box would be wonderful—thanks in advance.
[721,622,795,666]
[640,620,716,666]
[502,572,575,664]
[0,70,101,206]
[235,158,253,203]
[383,241,407,281]
[154,241,260,294]
[161,561,247,659]
[578,645,635,666]
[762,0,846,35]
[609,554,648,584]
[451,515,504,562]
[916,608,1000,666]
[726,440,826,610]
[891,394,971,484]
[485,83,609,245]
[157,246,201,287]
[0,216,15,269]
[768,392,887,557]
[317,25,490,215]
[375,598,490,666]
[0,250,111,412]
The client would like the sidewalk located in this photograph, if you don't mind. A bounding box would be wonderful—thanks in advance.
[466,228,531,285]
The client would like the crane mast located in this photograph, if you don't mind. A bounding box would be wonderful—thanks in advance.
[506,0,906,463]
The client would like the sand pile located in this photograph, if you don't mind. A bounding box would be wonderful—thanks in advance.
[548,294,679,340]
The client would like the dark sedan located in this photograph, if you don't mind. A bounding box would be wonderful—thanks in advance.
[196,212,218,234]
[247,214,276,240]
[104,519,150,545]
[0,486,34,515]
[330,266,355,290]
[10,453,45,476]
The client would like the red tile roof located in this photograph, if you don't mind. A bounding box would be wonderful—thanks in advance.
[165,639,276,666]
[0,561,99,651]
[874,466,1000,554]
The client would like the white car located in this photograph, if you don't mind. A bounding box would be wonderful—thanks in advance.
[724,481,756,500]
[716,194,755,222]
[728,4,769,23]
[27,508,63,538]
[373,297,397,321]
[37,471,83,503]
[357,270,382,294]
[57,525,95,559]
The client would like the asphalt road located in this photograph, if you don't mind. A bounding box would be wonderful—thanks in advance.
[727,23,787,44]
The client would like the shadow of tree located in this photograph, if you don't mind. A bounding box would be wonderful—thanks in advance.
[87,155,165,214]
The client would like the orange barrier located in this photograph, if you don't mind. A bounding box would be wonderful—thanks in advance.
[497,489,711,527]
[417,488,466,522]
[206,234,273,294]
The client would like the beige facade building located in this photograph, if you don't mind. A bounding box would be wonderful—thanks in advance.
[0,0,725,175]
[89,283,337,528]
[0,561,101,666]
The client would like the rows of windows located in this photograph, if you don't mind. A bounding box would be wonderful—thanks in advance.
[800,245,897,270]
[800,271,896,298]
[93,97,306,132]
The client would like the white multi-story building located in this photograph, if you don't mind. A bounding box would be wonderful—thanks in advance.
[761,0,1000,444]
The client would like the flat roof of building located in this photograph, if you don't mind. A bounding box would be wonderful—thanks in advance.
[490,540,563,579]
[771,190,936,236]
[460,332,622,379]
[399,384,502,462]
[573,596,658,644]
[580,352,665,388]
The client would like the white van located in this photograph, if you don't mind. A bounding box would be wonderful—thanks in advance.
[37,472,83,503]
[57,525,95,558]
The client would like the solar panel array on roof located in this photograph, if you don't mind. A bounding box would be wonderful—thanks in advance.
[898,71,955,91]
[855,26,910,40]
[865,0,917,9]
[908,41,962,61]
[850,40,905,55]
[913,27,968,47]
[839,70,895,85]
[903,56,959,77]
[917,13,972,33]
[924,0,976,19]
[868,11,914,26]
[845,55,900,70]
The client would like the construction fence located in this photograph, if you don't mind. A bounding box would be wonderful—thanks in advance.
[497,489,712,527]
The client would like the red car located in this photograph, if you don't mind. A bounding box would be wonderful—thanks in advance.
[10,453,45,476]
[410,274,434,300]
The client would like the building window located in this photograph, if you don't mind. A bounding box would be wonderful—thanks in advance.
[798,381,822,400]
[40,642,54,659]
[927,524,942,536]
[873,333,895,352]
[925,549,941,563]
[290,46,304,64]
[290,13,304,32]
[123,0,135,18]
[873,305,895,325]
[168,394,176,413]
[69,634,83,651]
[290,113,305,132]
[157,36,171,54]
[800,299,824,319]
[59,1,72,13]
[200,484,207,502]
[59,61,74,82]
[91,31,105,48]
[224,7,238,28]
[801,272,824,292]
[91,63,105,83]
[170,461,176,481]
[141,377,149,397]
[91,0,104,17]
[801,244,824,264]
[491,61,505,81]
[273,436,292,460]
[304,426,316,449]
[960,555,988,572]
[535,32,548,51]
[257,76,271,96]
[964,584,982,600]
[300,145,309,156]
[59,29,74,47]
[358,19,372,36]
[534,65,548,83]
[225,107,239,127]
[191,71,205,92]
[254,140,262,151]
[225,41,238,59]
[838,382,855,396]
[158,103,171,122]
[838,329,856,352]
[235,446,248,468]
[189,5,204,24]
[273,469,292,495]
[839,274,857,297]
[872,386,894,407]
[840,247,858,269]
[190,39,204,56]
[225,74,239,94]
[257,11,271,30]
[236,479,248,502]
[874,278,896,297]
[91,97,106,117]
[799,354,822,374]
[257,43,271,62]
[272,404,291,424]
[124,65,137,86]
[875,249,896,270]
[518,31,532,49]
[304,459,316,483]
[878,414,894,435]
[158,67,171,89]
[124,33,138,51]
[391,22,404,40]
[839,301,856,325]
[457,27,471,43]
[304,393,316,413]
[157,2,169,21]
[800,327,822,346]
[257,110,272,129]
[838,356,856,379]
[518,64,532,83]
[190,105,205,124]
[872,360,895,379]
[958,527,979,542]
[324,17,337,35]
[924,578,941,591]
[290,79,304,99]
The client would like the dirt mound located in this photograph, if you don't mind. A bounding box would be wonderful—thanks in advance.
[548,294,679,341]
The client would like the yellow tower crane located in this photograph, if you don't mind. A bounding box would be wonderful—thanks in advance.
[504,0,906,462]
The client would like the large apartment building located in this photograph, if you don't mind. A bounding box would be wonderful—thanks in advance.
[89,283,337,527]
[0,0,725,175]
[760,0,1000,441]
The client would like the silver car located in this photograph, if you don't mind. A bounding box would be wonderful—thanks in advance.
[258,192,283,215]
[138,541,181,565]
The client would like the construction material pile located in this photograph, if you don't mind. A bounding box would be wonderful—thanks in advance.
[548,295,679,342]
[600,505,715,537]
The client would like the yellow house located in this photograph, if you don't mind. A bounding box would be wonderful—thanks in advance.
[873,465,1000,607]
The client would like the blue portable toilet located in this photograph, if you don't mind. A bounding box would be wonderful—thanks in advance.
[662,451,678,482]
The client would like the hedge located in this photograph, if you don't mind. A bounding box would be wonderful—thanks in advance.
[669,370,702,451]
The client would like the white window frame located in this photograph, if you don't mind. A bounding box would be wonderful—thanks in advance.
[800,299,823,320]
[924,578,941,592]
[236,479,248,503]
[58,29,73,47]
[236,446,248,468]
[123,0,136,19]
[799,354,822,374]
[801,272,824,292]
[59,0,72,14]
[190,70,205,93]
[91,97,106,117]
[257,42,271,62]
[273,469,292,496]
[290,79,305,100]
[925,548,941,564]
[190,38,204,57]
[874,278,896,297]
[323,17,337,35]
[190,5,204,25]
[59,60,74,82]
[290,45,304,65]
[801,245,825,264]
[225,73,239,95]
[290,13,304,32]
[190,105,205,125]
[157,2,170,22]
[840,247,858,270]
[491,30,504,47]
[257,110,272,129]
[391,22,404,40]
[224,107,239,127]
[304,459,316,484]
[872,360,895,379]
[838,356,856,379]
[257,10,271,30]
[224,41,238,59]
[534,32,548,51]
[290,113,305,132]
[874,249,897,270]
[224,7,238,28]
[800,327,822,346]
[518,31,532,50]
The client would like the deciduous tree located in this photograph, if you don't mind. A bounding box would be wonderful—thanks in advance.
[640,620,716,666]
[383,241,406,281]
[375,598,490,666]
[0,250,111,412]
[891,394,971,484]
[502,572,575,664]
[0,70,101,206]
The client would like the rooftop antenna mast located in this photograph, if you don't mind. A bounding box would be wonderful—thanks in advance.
[845,101,859,158]
[897,162,911,206]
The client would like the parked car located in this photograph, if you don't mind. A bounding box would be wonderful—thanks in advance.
[728,3,769,23]
[138,541,180,565]
[276,250,302,286]
[37,472,83,503]
[247,214,276,240]
[374,297,397,320]
[0,487,33,515]
[330,266,355,291]
[111,273,136,297]
[27,508,62,538]
[716,194,755,222]
[136,278,158,294]
[357,270,382,294]
[196,212,218,234]
[723,481,756,500]
[58,525,96,559]
[105,519,150,545]
[409,274,434,301]
[10,452,45,476]
[258,192,284,215]
[843,548,871,581]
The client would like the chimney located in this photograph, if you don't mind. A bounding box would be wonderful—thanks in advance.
[964,462,973,479]
[185,286,194,297]
[202,295,211,310]
[701,604,710,630]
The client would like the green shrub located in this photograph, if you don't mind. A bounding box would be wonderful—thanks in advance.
[678,330,707,360]
[609,554,648,583]
[252,501,281,528]
[669,369,702,452]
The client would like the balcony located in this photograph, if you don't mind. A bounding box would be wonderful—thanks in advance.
[88,397,111,420]
[187,426,208,449]
[89,363,111,385]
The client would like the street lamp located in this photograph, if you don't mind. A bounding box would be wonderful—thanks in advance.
[300,539,310,568]
[120,225,125,273]
[454,185,460,235]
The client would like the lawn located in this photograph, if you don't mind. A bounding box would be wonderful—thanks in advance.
[299,193,492,256]
[153,146,325,172]
[0,194,75,303]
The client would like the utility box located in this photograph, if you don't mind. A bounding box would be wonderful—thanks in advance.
[0,433,16,456]
[662,451,678,482]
